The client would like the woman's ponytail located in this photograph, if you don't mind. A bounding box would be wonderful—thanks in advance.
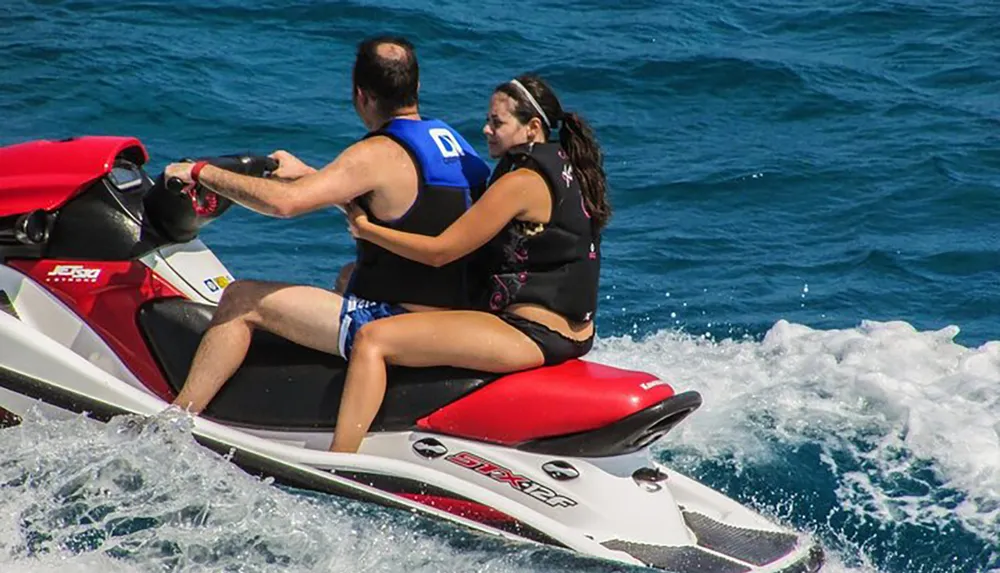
[560,112,610,230]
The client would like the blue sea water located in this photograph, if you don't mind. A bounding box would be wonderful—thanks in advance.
[1,1,998,572]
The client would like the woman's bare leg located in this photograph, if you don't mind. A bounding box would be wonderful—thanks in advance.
[172,280,344,414]
[331,311,543,452]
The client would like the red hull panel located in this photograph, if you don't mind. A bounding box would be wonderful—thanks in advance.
[397,493,518,525]
[9,259,181,400]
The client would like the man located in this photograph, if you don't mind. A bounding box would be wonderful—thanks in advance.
[164,36,491,443]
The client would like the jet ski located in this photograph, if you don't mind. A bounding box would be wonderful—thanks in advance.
[0,136,824,572]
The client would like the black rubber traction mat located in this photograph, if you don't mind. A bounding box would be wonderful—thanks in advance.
[683,511,799,566]
[601,540,750,573]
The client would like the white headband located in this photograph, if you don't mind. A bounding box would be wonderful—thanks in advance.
[509,79,551,129]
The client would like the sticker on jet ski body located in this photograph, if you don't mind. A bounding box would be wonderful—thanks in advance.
[445,451,577,508]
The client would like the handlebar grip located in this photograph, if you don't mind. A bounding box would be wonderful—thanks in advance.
[166,176,187,193]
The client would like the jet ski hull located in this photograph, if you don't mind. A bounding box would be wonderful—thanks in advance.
[0,308,822,572]
[0,136,824,572]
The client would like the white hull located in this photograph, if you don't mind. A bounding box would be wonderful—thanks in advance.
[0,259,823,572]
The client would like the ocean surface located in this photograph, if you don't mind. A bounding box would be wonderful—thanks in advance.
[1,0,998,572]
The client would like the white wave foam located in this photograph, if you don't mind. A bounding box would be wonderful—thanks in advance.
[2,554,142,573]
[0,409,573,573]
[591,319,1000,552]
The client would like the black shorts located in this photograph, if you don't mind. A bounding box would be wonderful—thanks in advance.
[498,312,594,366]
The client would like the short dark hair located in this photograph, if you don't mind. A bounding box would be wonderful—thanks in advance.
[353,36,419,116]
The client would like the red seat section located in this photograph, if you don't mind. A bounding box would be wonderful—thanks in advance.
[416,359,674,445]
[0,136,147,217]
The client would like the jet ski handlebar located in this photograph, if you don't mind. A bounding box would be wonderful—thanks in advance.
[163,154,278,193]
[147,154,278,243]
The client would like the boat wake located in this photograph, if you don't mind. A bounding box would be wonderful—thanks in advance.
[592,319,1000,573]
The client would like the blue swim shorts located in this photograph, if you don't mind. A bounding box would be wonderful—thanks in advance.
[338,294,409,359]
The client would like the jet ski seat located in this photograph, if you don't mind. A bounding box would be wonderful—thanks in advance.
[138,298,500,431]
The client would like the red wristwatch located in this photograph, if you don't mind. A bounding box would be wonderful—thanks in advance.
[190,161,209,183]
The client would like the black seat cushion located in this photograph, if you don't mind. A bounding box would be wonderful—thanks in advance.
[138,298,498,431]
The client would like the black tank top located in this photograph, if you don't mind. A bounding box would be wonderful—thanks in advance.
[478,143,601,322]
[347,119,490,308]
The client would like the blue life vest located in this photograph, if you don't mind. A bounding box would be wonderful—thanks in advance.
[348,118,490,308]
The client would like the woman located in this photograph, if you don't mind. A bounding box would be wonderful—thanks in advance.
[334,74,611,453]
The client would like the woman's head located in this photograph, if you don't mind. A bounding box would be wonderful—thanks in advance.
[484,76,560,158]
[484,75,611,230]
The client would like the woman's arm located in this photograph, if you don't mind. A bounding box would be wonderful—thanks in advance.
[348,168,548,268]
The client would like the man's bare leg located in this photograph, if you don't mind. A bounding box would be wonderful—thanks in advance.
[172,280,344,414]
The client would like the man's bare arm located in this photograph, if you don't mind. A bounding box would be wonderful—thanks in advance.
[166,137,404,218]
[196,167,290,216]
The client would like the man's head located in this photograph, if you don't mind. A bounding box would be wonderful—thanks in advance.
[353,36,419,129]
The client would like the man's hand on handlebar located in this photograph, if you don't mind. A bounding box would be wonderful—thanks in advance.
[164,161,196,185]
[269,150,316,180]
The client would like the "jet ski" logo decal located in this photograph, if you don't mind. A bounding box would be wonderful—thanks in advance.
[445,452,577,508]
[639,379,670,391]
[46,265,102,283]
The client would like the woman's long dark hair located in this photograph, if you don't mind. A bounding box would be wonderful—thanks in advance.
[495,75,611,231]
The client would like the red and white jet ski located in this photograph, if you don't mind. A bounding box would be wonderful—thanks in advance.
[0,136,823,572]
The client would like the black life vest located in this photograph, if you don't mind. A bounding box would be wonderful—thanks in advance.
[478,142,600,322]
